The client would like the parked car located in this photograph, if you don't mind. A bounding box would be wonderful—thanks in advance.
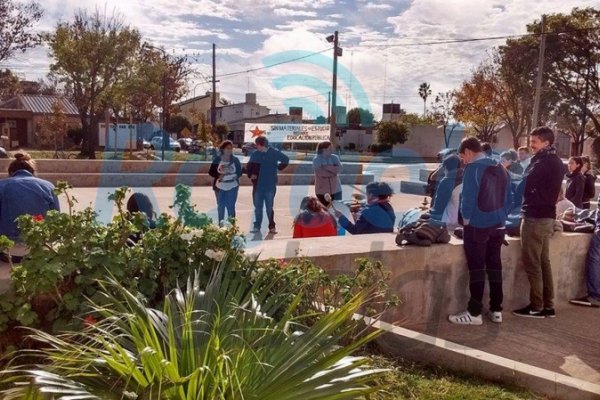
[142,139,151,149]
[189,140,216,156]
[150,136,181,152]
[242,142,257,156]
[177,138,193,151]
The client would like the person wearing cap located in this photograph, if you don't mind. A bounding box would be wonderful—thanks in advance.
[333,182,396,235]
[448,137,512,326]
[429,154,463,230]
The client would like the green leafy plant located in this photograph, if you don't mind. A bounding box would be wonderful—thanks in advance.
[1,259,388,399]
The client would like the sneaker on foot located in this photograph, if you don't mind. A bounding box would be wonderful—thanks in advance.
[250,227,260,234]
[269,228,278,234]
[542,308,556,318]
[512,305,544,319]
[448,311,483,326]
[569,296,600,308]
[487,311,502,323]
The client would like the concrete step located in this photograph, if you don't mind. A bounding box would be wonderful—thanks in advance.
[35,173,374,188]
[400,180,427,195]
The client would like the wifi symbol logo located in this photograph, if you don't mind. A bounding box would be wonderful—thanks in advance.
[261,50,373,125]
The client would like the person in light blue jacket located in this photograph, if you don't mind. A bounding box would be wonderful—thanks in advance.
[246,136,289,234]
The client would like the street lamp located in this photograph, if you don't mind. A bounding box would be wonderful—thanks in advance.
[146,44,168,161]
[326,31,342,150]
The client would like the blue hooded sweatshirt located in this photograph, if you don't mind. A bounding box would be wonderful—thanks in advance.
[246,147,290,192]
[460,154,512,228]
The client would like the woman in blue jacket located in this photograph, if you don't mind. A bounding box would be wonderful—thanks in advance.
[333,182,396,234]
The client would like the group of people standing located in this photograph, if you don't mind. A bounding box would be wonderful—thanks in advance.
[444,126,599,326]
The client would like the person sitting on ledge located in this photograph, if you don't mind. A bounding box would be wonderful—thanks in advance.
[570,192,600,308]
[428,154,463,230]
[292,196,337,239]
[0,151,60,243]
[333,182,395,235]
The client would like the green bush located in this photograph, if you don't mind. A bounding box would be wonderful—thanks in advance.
[0,260,388,399]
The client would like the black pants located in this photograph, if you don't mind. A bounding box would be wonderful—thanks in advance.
[463,225,505,316]
[317,191,342,207]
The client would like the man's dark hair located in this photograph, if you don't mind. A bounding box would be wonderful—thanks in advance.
[127,193,154,218]
[481,142,493,156]
[530,126,555,145]
[255,136,268,146]
[458,137,482,154]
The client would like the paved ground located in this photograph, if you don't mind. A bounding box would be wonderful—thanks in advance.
[64,183,426,238]
[404,305,600,385]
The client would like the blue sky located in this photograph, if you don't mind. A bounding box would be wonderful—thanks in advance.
[4,0,598,118]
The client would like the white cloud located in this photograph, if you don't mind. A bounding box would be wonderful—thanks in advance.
[273,8,318,17]
[364,2,393,10]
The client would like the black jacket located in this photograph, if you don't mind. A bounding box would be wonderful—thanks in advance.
[521,147,564,219]
[583,172,597,205]
[566,171,585,209]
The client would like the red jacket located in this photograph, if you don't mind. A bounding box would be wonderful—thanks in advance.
[293,212,337,238]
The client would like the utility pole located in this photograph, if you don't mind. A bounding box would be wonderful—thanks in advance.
[327,91,331,123]
[531,14,547,146]
[211,43,217,139]
[328,31,341,149]
[161,70,166,161]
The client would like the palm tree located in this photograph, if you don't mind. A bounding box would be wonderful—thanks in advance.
[0,260,387,399]
[418,82,432,116]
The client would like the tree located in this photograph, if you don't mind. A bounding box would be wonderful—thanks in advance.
[347,107,375,127]
[0,69,21,100]
[376,120,409,146]
[453,62,503,143]
[167,115,192,135]
[37,100,67,150]
[399,113,436,125]
[430,91,458,148]
[46,9,141,159]
[0,0,43,63]
[418,82,432,116]
[214,122,229,141]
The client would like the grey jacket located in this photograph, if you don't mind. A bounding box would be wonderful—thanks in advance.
[313,154,342,195]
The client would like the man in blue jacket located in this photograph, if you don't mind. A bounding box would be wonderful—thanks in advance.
[246,136,289,234]
[449,137,512,326]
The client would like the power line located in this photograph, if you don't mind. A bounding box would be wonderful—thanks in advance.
[355,26,600,49]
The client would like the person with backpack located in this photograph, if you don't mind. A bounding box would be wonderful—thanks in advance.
[448,137,512,326]
[428,154,463,230]
[581,156,596,210]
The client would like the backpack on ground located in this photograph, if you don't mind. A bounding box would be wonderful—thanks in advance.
[396,221,451,247]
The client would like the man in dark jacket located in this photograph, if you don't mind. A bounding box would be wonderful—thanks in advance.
[449,137,512,326]
[513,126,564,319]
[246,136,289,234]
[334,182,396,234]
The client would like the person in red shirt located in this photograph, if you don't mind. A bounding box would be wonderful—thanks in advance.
[293,196,338,238]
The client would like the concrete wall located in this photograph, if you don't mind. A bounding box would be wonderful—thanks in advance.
[390,125,465,160]
[248,232,590,326]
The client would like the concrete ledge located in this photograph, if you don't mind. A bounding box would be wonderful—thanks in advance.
[400,180,427,195]
[0,159,364,175]
[365,317,600,400]
[28,173,373,187]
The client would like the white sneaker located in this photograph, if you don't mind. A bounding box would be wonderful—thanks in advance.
[249,227,260,234]
[448,311,483,326]
[487,311,502,324]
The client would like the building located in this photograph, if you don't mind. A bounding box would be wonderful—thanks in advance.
[0,94,80,148]
[212,93,270,125]
[380,103,402,122]
[174,91,219,133]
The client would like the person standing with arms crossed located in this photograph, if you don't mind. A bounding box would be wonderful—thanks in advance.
[448,138,512,325]
[313,141,343,207]
[513,126,564,319]
[246,136,289,234]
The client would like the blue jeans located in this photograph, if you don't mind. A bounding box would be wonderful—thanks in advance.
[253,186,276,230]
[216,186,238,223]
[585,233,600,301]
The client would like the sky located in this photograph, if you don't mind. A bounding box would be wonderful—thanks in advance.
[3,0,599,119]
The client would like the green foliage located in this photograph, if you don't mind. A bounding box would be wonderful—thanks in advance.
[347,107,375,127]
[171,184,212,228]
[0,260,389,399]
[214,122,229,141]
[167,115,192,135]
[376,120,410,146]
[0,183,242,338]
